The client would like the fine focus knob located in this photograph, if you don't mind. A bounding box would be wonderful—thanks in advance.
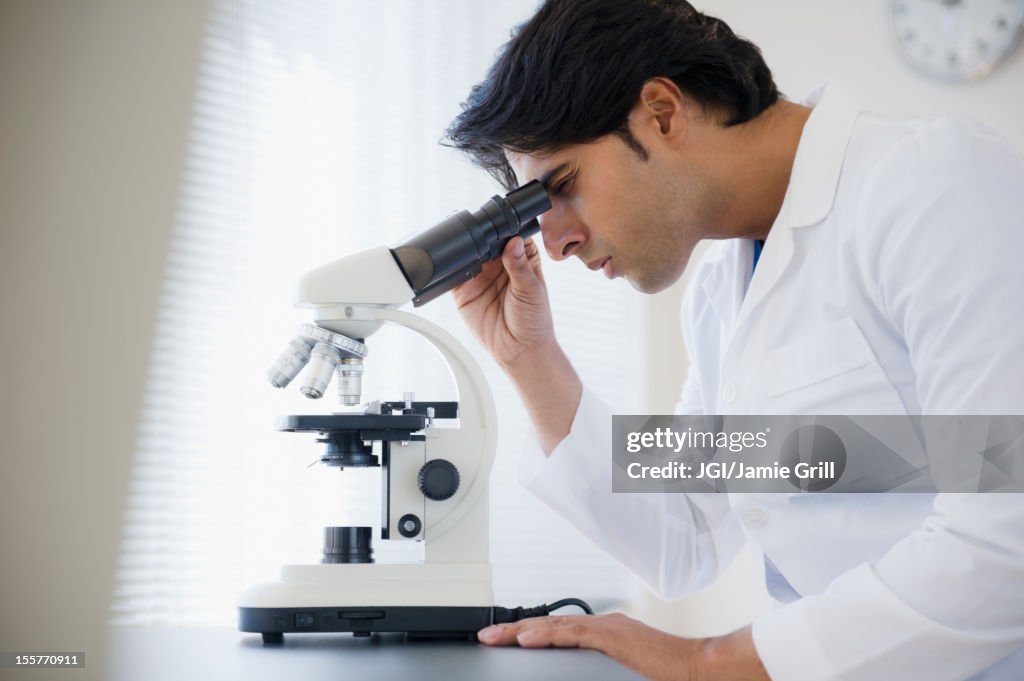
[417,459,460,501]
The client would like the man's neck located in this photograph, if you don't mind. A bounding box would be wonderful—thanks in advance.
[714,100,813,241]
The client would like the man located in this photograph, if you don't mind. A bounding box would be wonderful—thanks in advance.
[445,1,1024,680]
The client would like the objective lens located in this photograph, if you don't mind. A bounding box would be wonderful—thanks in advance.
[322,526,373,564]
[299,342,341,399]
[267,336,313,388]
[336,358,364,406]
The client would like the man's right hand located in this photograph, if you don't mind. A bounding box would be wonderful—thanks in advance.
[452,236,582,455]
[451,236,555,367]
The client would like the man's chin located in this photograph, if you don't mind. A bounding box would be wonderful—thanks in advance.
[625,271,675,295]
[625,258,693,294]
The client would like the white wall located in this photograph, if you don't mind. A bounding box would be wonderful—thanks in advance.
[634,0,1024,636]
[0,1,207,677]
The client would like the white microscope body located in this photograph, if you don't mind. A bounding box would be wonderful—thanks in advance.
[238,247,500,642]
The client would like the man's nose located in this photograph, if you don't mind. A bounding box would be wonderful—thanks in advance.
[538,209,585,261]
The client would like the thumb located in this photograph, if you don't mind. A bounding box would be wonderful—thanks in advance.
[501,237,539,294]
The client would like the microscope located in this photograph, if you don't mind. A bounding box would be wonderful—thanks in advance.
[238,181,551,643]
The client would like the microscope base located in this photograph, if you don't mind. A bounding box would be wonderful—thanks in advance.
[239,605,493,642]
[238,562,496,642]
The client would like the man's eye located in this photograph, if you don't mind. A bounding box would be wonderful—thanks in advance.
[551,174,575,196]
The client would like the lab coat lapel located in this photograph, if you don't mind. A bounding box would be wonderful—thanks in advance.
[701,244,746,338]
[724,81,862,359]
[737,208,796,332]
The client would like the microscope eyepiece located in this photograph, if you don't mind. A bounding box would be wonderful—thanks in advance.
[503,181,549,235]
[390,180,551,306]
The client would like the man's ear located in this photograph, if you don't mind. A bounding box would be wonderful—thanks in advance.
[633,77,687,139]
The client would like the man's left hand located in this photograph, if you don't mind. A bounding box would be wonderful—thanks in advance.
[477,613,769,681]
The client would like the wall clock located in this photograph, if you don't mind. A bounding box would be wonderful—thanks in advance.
[891,0,1024,81]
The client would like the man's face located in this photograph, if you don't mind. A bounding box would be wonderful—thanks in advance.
[508,129,727,294]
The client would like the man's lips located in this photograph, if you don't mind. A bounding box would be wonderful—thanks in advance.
[585,256,614,279]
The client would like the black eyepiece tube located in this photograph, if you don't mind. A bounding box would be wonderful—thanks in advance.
[505,181,550,229]
[390,180,551,307]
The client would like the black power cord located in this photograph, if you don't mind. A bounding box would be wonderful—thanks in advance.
[491,598,594,624]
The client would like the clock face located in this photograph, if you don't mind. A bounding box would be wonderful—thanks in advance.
[892,0,1024,81]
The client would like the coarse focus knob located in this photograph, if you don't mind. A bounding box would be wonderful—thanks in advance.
[417,459,460,501]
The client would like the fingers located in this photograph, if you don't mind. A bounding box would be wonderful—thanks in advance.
[502,236,542,275]
[523,237,539,257]
[501,236,529,275]
[452,237,542,305]
[478,616,599,650]
[523,237,545,283]
[476,624,519,646]
[451,258,506,308]
[501,237,544,299]
[516,622,592,648]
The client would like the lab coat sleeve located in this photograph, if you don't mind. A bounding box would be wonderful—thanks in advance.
[753,119,1024,681]
[517,384,746,599]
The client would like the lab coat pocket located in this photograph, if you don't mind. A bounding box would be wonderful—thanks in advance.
[759,316,905,413]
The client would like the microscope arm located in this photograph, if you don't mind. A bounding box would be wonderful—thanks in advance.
[295,246,497,561]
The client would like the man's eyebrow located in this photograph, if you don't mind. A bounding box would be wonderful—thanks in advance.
[538,162,571,188]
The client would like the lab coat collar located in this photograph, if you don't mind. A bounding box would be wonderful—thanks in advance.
[784,80,862,229]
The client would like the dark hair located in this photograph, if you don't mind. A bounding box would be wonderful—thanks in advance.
[445,0,780,189]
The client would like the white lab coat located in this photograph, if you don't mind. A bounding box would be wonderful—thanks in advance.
[518,82,1024,680]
